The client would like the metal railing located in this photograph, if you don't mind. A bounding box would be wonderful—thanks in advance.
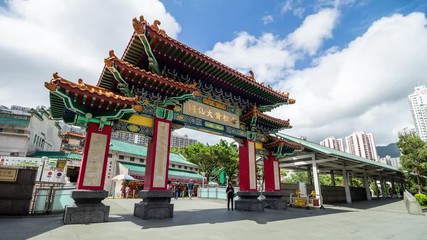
[198,187,239,200]
[30,182,76,214]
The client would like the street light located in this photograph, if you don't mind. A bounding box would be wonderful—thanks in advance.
[226,175,229,186]
[39,156,48,182]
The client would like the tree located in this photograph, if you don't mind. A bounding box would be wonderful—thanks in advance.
[283,171,308,184]
[171,143,220,182]
[397,132,427,193]
[216,140,239,184]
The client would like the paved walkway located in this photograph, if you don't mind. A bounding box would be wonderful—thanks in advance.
[0,198,426,240]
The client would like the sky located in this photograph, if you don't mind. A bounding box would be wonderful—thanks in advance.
[1,0,427,146]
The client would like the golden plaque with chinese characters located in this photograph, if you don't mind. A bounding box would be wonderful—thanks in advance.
[183,100,239,128]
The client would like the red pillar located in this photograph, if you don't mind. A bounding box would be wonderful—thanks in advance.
[264,151,281,192]
[76,122,112,190]
[239,138,257,191]
[144,118,172,190]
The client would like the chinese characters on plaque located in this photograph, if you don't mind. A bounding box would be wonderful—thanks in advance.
[183,100,239,129]
[0,168,18,182]
[248,141,256,189]
[153,121,170,188]
[82,133,107,187]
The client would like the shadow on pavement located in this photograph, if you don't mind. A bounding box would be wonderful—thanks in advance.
[108,206,350,230]
[328,198,404,210]
[0,214,64,240]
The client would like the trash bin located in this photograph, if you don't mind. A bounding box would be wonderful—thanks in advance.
[313,198,319,206]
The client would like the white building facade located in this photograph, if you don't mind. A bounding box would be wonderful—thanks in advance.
[320,137,345,151]
[408,85,427,141]
[0,106,61,157]
[345,132,378,160]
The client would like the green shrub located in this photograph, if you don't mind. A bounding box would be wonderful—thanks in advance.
[414,193,427,205]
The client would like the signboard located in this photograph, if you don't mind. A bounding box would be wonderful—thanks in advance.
[0,168,18,182]
[48,160,57,167]
[67,160,81,167]
[0,156,41,167]
[82,133,107,187]
[298,182,307,197]
[183,100,239,129]
[57,160,66,170]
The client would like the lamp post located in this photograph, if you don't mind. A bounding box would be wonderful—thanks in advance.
[39,156,48,182]
[226,175,229,186]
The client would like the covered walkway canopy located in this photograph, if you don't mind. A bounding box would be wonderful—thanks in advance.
[276,133,403,203]
[119,161,203,183]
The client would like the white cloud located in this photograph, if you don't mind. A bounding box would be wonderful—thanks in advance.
[293,7,305,18]
[205,32,294,84]
[205,10,426,145]
[287,8,339,55]
[281,0,305,18]
[261,15,274,25]
[281,0,294,15]
[276,12,427,145]
[0,0,180,108]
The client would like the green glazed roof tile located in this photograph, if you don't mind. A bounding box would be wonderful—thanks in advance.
[120,161,202,179]
[0,116,30,126]
[28,151,82,160]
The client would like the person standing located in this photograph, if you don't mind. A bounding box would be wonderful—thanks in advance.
[175,182,180,200]
[188,180,194,200]
[226,184,235,211]
[125,185,130,199]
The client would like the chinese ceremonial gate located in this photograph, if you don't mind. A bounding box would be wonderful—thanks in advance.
[45,16,302,222]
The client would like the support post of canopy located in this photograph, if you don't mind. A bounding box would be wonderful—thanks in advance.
[363,170,371,201]
[330,170,336,187]
[343,165,352,204]
[307,166,313,185]
[391,179,396,197]
[311,154,323,207]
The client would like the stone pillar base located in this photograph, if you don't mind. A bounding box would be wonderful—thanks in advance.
[63,190,110,225]
[235,191,263,211]
[262,191,287,210]
[134,190,173,219]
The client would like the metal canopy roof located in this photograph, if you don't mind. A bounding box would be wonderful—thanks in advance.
[276,133,403,181]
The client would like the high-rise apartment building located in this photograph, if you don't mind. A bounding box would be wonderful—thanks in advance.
[345,132,378,160]
[408,85,427,141]
[170,134,198,148]
[112,132,198,148]
[320,137,344,151]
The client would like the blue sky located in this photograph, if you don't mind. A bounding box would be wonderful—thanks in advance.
[163,0,427,69]
[1,0,427,146]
